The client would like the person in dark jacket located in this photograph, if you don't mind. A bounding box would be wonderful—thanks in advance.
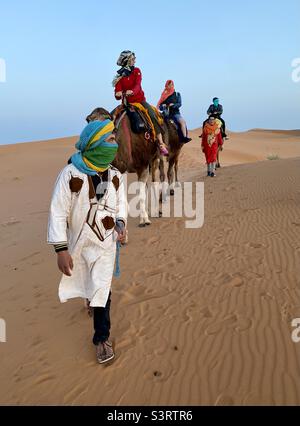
[157,80,191,143]
[206,97,227,138]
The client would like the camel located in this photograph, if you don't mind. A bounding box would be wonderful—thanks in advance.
[154,118,184,199]
[86,107,162,227]
[216,136,225,168]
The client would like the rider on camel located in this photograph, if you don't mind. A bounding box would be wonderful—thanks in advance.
[157,80,191,143]
[206,97,227,139]
[113,50,169,156]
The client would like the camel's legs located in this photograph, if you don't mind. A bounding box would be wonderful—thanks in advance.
[151,157,160,182]
[151,156,167,206]
[157,157,168,203]
[159,157,166,183]
[138,168,151,226]
[216,149,221,168]
[167,156,176,195]
[174,155,181,188]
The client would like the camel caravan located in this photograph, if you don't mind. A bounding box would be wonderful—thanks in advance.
[85,50,228,227]
[47,50,228,363]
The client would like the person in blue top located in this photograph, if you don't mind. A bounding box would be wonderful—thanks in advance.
[157,80,192,143]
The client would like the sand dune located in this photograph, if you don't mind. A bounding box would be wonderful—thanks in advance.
[0,130,300,405]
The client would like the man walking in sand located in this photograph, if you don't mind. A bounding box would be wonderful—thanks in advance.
[47,116,127,364]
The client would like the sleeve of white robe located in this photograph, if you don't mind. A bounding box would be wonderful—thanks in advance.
[47,167,72,245]
[116,173,128,226]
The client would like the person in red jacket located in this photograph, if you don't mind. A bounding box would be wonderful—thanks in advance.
[201,116,223,177]
[113,50,168,156]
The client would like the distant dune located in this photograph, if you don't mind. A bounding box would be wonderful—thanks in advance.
[249,129,300,136]
[0,129,300,405]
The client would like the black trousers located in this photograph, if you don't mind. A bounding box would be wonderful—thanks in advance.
[92,292,111,345]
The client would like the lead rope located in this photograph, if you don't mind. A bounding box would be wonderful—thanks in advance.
[114,217,124,278]
[114,240,121,278]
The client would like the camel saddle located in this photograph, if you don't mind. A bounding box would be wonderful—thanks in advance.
[112,104,154,140]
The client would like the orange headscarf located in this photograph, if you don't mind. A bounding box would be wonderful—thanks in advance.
[204,119,222,135]
[203,120,221,146]
[157,80,175,108]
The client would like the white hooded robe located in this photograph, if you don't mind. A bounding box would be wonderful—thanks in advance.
[47,164,127,307]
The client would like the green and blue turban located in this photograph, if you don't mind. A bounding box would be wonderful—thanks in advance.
[71,119,118,175]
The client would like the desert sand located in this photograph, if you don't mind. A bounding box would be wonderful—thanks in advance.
[0,129,300,405]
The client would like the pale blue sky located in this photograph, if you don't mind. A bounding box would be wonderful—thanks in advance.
[0,0,299,144]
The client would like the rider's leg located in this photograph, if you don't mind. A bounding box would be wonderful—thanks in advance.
[174,114,191,142]
[157,132,166,147]
[177,117,187,137]
[219,117,227,137]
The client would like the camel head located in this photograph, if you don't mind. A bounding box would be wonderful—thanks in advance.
[86,107,112,123]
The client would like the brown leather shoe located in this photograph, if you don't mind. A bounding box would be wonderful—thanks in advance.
[96,340,115,364]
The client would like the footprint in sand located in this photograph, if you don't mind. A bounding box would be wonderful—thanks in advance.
[14,362,38,382]
[34,291,45,300]
[133,256,185,281]
[218,274,245,288]
[205,313,252,335]
[260,291,274,301]
[229,276,244,288]
[199,307,213,318]
[224,254,234,261]
[31,335,44,347]
[1,218,21,227]
[243,207,261,213]
[19,251,41,262]
[34,373,56,386]
[126,282,146,297]
[247,242,266,249]
[146,236,160,246]
[182,302,214,322]
[280,303,300,323]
